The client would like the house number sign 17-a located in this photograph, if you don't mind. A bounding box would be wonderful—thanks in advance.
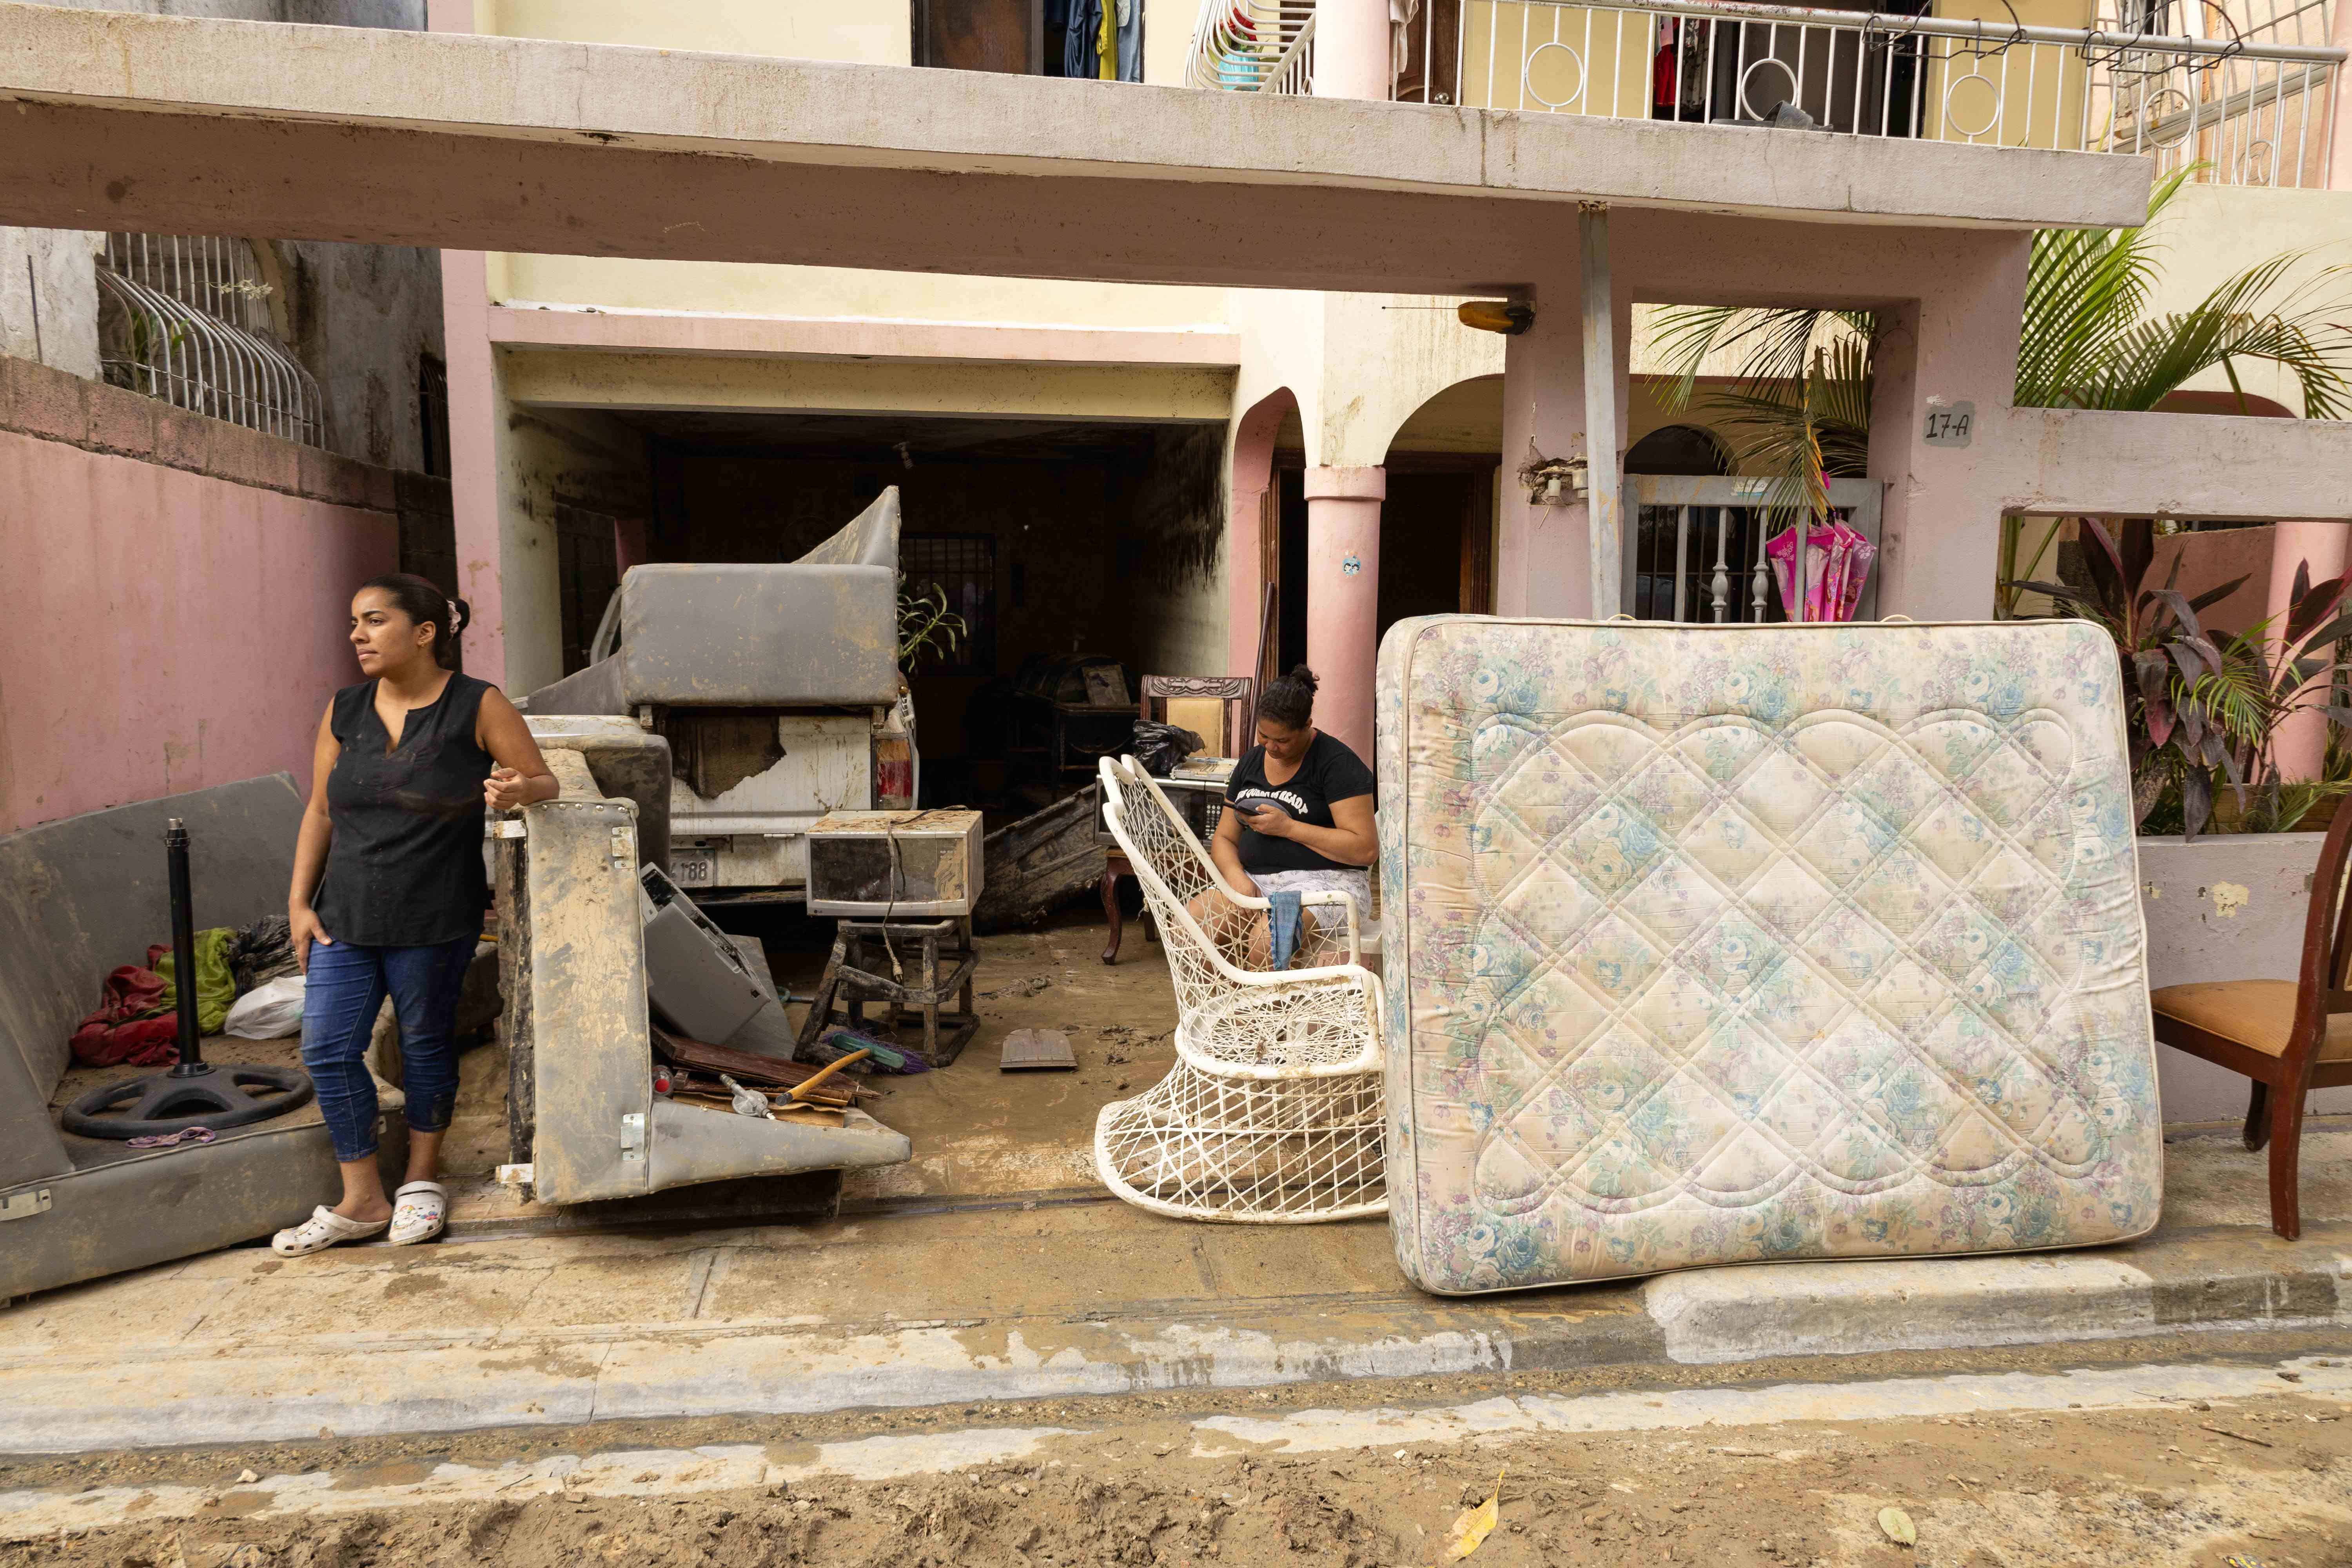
[1923,402,1975,447]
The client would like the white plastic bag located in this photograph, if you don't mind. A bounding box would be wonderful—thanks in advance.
[224,974,305,1039]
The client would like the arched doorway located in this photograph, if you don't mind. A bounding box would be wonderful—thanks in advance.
[1378,375,1504,638]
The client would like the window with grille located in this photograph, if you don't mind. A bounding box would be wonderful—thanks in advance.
[94,234,323,446]
[902,534,998,675]
[1629,491,1882,623]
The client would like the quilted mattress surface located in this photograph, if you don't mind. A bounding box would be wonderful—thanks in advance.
[1376,617,2160,1294]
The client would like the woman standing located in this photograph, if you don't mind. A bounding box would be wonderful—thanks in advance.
[1207,666,1377,962]
[274,574,559,1256]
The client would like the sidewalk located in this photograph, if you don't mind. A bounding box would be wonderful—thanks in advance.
[3,1119,2348,1454]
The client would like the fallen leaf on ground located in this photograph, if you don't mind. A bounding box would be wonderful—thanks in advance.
[1878,1506,1917,1546]
[1445,1467,1504,1560]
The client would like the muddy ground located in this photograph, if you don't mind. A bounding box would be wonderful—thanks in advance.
[10,1336,2352,1568]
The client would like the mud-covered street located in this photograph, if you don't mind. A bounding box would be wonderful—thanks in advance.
[9,1337,2351,1568]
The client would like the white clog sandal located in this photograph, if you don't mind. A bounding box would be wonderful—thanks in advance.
[387,1181,449,1246]
[272,1205,389,1258]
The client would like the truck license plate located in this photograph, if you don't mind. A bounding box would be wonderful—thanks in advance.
[671,851,717,889]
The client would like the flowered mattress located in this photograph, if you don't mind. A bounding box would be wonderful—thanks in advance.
[1376,618,2160,1294]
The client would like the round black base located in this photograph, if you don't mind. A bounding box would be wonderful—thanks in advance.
[62,1063,315,1140]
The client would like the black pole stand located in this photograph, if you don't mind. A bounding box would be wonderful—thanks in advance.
[165,818,211,1082]
[61,820,313,1140]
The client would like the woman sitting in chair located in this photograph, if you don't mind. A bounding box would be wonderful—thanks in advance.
[1201,666,1376,966]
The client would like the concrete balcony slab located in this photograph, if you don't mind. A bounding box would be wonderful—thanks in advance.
[0,4,2152,298]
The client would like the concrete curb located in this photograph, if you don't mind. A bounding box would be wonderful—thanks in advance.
[1642,1226,2351,1362]
[3,1221,2347,1454]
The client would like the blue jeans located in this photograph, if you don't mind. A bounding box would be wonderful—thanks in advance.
[301,934,476,1164]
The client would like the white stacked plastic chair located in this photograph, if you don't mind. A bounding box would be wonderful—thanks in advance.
[1094,756,1386,1222]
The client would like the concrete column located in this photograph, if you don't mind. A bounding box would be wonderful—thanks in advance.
[1497,281,1584,618]
[2266,519,2349,780]
[1865,233,2034,620]
[427,0,517,689]
[1311,0,1391,100]
[1495,271,1630,619]
[1227,391,1292,680]
[1305,465,1384,763]
[2328,0,2352,190]
[1578,205,1623,619]
[438,247,508,690]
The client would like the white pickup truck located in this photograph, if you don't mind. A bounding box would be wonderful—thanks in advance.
[520,489,916,900]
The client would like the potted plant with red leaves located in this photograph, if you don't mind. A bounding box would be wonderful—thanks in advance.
[2013,517,2352,839]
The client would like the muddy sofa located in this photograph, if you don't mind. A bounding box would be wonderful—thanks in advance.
[0,777,407,1299]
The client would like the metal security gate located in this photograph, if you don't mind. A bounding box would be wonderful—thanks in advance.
[1623,475,1886,623]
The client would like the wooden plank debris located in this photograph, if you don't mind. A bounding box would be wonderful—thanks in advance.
[1000,1028,1078,1072]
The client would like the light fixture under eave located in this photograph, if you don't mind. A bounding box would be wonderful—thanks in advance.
[1458,300,1535,336]
[1517,439,1588,506]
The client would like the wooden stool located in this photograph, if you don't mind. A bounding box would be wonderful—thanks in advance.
[795,916,980,1068]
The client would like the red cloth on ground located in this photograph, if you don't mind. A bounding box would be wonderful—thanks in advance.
[70,964,178,1067]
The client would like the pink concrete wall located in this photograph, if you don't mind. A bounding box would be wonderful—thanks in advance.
[0,430,397,836]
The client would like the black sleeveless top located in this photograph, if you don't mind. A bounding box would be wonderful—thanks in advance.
[315,673,495,948]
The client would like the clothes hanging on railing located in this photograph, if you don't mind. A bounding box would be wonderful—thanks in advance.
[1390,0,1420,87]
[1065,0,1101,79]
[1114,0,1143,81]
[1045,0,1071,66]
[1766,518,1877,622]
[1650,16,1711,120]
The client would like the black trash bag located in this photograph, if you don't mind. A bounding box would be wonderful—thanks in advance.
[1132,720,1206,777]
[225,915,296,995]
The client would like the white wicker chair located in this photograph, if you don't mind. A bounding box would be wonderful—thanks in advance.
[1094,756,1386,1223]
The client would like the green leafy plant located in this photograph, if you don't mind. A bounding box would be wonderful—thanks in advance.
[897,581,967,671]
[1650,310,1876,522]
[2011,519,2352,837]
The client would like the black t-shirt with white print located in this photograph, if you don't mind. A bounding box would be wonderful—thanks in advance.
[1224,731,1376,875]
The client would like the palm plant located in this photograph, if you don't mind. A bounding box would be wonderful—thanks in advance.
[1650,308,1875,521]
[1650,167,2352,604]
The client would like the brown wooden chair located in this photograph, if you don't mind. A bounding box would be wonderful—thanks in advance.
[2149,803,2352,1240]
[1140,675,1255,758]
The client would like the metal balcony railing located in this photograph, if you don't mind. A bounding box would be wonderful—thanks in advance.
[96,234,325,446]
[1189,0,2343,188]
[1187,0,1316,91]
